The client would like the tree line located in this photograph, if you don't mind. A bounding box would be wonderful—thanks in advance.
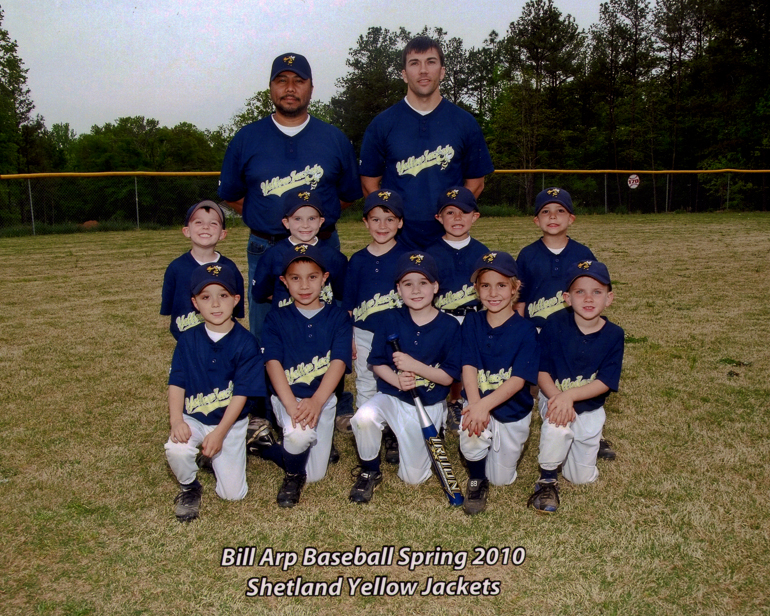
[1,0,768,222]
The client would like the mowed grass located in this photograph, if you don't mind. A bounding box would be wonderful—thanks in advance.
[1,213,768,616]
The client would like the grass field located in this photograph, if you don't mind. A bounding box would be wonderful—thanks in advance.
[1,213,768,616]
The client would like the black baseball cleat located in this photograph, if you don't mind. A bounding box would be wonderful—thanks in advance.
[349,469,383,504]
[174,483,202,522]
[597,438,617,461]
[462,478,489,516]
[277,473,306,508]
[527,479,560,514]
[383,428,399,465]
[329,439,340,464]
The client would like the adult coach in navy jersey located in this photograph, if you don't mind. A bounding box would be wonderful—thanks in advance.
[218,53,362,340]
[359,36,494,250]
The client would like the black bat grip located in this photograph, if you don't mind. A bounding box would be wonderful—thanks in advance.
[387,334,419,401]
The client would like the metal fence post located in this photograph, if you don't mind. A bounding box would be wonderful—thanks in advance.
[726,173,731,210]
[28,178,35,236]
[134,176,140,229]
[604,173,608,214]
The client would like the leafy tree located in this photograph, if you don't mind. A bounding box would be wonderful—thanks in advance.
[0,6,34,174]
[330,26,408,151]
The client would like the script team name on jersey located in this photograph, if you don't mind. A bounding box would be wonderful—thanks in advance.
[434,284,478,310]
[352,291,402,323]
[176,310,204,333]
[478,368,513,394]
[261,165,325,197]
[186,381,234,416]
[285,352,332,386]
[396,145,455,177]
[527,291,567,320]
[555,372,598,392]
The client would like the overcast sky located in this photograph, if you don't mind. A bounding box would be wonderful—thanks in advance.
[4,0,601,136]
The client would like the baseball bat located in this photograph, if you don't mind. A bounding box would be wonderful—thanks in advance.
[387,334,463,507]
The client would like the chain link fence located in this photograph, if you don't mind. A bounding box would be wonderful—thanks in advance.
[1,170,767,236]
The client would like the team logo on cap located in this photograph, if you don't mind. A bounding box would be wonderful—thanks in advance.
[446,189,459,199]
[547,188,560,198]
[294,244,310,254]
[410,254,425,264]
[298,191,311,201]
[483,253,497,263]
[578,261,592,270]
[206,265,223,276]
[284,55,296,65]
[377,191,392,201]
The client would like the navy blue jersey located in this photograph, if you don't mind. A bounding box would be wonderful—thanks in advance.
[427,237,489,311]
[160,252,245,340]
[461,311,540,422]
[539,309,624,414]
[516,238,596,329]
[168,322,265,426]
[251,239,348,308]
[262,303,352,399]
[218,116,362,236]
[368,307,461,406]
[359,99,494,249]
[342,243,410,332]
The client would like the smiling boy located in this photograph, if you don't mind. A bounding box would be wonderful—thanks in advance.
[164,262,264,522]
[161,200,245,340]
[260,244,352,507]
[427,186,490,429]
[527,261,624,514]
[515,188,596,329]
[348,251,461,503]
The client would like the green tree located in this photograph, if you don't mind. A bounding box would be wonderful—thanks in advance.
[0,6,34,174]
[330,26,408,151]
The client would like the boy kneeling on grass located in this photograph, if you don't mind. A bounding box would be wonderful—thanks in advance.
[528,260,624,513]
[260,244,352,508]
[349,252,461,503]
[164,262,265,522]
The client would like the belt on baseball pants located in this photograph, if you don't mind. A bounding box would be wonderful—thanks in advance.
[249,226,336,242]
[443,306,479,316]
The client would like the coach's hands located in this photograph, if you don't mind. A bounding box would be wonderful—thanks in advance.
[169,419,191,444]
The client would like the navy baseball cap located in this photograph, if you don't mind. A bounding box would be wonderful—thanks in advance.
[270,53,312,81]
[363,189,404,219]
[394,251,439,284]
[437,186,478,214]
[280,243,327,275]
[185,200,226,228]
[283,188,324,218]
[534,187,574,215]
[565,260,613,291]
[190,262,238,296]
[470,251,519,282]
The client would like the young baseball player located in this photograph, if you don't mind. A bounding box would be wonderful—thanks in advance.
[527,260,624,513]
[161,200,245,340]
[427,186,489,430]
[342,190,409,462]
[164,262,265,522]
[459,251,540,516]
[251,188,348,311]
[260,245,352,507]
[515,188,616,461]
[349,251,461,503]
